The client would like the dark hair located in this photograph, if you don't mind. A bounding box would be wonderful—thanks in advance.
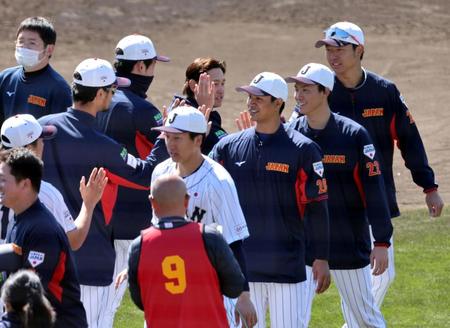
[183,58,226,98]
[188,132,206,145]
[114,58,155,75]
[269,96,286,114]
[1,270,56,328]
[16,17,56,46]
[72,72,113,104]
[0,148,42,193]
[351,44,364,60]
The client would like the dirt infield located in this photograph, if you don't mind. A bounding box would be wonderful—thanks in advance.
[1,0,449,211]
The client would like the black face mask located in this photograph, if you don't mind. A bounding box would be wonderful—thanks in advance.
[123,73,154,98]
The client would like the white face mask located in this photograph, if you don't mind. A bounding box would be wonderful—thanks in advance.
[15,47,43,68]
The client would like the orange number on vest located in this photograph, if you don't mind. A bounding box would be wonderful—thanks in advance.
[162,255,187,294]
[366,161,381,176]
[316,178,328,194]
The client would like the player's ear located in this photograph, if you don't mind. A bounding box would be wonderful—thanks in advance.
[188,79,197,93]
[45,44,55,58]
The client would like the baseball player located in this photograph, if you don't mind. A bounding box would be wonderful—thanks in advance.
[151,105,256,327]
[287,63,393,327]
[0,17,71,125]
[38,58,161,328]
[314,21,444,318]
[95,34,169,327]
[175,57,228,154]
[128,174,245,327]
[0,148,87,327]
[0,114,107,251]
[210,72,330,328]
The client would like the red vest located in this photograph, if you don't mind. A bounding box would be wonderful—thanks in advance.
[138,222,228,328]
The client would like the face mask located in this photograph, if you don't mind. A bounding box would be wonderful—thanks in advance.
[15,47,43,68]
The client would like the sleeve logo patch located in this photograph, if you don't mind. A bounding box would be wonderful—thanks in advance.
[126,153,138,169]
[28,251,45,268]
[120,148,128,160]
[363,144,376,160]
[313,161,324,177]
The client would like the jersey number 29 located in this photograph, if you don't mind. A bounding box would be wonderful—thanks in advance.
[162,255,187,294]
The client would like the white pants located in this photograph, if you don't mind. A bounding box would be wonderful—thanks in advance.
[249,281,306,328]
[101,240,132,328]
[80,285,109,328]
[301,266,386,328]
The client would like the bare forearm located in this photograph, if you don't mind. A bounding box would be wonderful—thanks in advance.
[66,203,94,250]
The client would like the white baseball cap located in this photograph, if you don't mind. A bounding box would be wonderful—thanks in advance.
[315,21,365,48]
[73,58,131,87]
[236,72,288,102]
[115,34,170,62]
[285,63,335,91]
[1,114,57,149]
[152,106,207,134]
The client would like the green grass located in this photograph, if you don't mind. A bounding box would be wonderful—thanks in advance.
[115,208,450,327]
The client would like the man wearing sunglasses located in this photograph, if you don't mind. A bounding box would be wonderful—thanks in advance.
[315,21,444,327]
[38,58,161,328]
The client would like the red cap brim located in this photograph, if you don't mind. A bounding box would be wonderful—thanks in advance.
[235,85,266,96]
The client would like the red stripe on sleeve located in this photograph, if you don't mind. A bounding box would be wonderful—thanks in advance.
[101,169,150,225]
[353,164,367,208]
[135,131,154,160]
[48,251,66,302]
[295,168,308,218]
[390,113,400,149]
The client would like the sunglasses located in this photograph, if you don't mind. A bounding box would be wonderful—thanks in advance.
[326,27,361,45]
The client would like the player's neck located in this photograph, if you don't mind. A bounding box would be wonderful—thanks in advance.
[73,102,98,118]
[12,193,39,215]
[255,116,281,134]
[176,153,204,178]
[306,107,331,130]
[336,66,364,89]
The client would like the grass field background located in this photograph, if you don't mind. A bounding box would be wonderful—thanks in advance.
[114,208,450,327]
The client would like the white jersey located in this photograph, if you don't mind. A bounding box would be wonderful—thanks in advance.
[151,155,249,244]
[0,180,76,244]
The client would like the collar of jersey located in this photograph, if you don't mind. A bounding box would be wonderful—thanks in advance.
[67,108,97,126]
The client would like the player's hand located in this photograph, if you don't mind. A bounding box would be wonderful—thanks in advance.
[312,259,330,294]
[370,246,389,276]
[197,104,212,136]
[235,291,257,327]
[79,167,108,211]
[162,98,186,122]
[114,269,128,290]
[425,190,444,217]
[194,72,215,111]
[235,111,256,131]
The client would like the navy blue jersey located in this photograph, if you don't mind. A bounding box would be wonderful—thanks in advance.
[0,312,21,328]
[96,87,163,240]
[290,113,393,269]
[329,69,438,217]
[0,65,71,124]
[39,108,156,286]
[6,200,87,328]
[211,124,329,283]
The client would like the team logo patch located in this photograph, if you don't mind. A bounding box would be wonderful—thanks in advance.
[27,95,47,107]
[154,112,163,125]
[265,162,289,174]
[363,144,376,160]
[126,153,138,169]
[28,251,45,268]
[313,161,324,177]
[215,129,226,139]
[120,148,128,160]
[362,108,384,118]
[323,154,346,164]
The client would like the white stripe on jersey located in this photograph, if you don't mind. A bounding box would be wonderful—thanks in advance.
[39,181,77,233]
[151,155,249,244]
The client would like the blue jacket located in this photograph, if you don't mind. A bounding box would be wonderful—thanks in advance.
[329,69,438,217]
[40,108,157,285]
[290,113,393,269]
[211,124,329,283]
[6,200,87,328]
[96,84,163,240]
[0,65,71,124]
